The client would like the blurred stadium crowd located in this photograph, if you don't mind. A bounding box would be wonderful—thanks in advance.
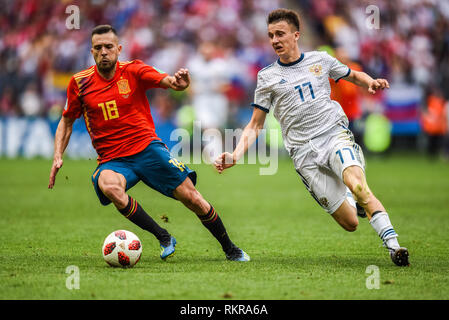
[0,0,448,155]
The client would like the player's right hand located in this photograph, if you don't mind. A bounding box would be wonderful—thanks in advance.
[214,152,236,174]
[368,78,389,94]
[48,158,63,189]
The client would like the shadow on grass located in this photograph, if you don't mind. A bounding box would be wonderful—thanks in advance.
[3,250,398,275]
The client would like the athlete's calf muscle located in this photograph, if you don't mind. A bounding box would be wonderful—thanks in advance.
[173,178,210,215]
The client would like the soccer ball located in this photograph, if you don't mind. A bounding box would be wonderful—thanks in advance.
[102,230,142,268]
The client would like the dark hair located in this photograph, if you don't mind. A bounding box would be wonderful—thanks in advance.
[91,24,117,38]
[267,8,300,31]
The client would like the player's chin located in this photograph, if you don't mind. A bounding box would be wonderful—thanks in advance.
[98,62,115,73]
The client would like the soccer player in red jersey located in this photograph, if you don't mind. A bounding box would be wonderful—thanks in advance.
[48,25,249,262]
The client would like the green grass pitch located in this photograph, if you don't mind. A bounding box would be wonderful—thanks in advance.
[1,153,449,300]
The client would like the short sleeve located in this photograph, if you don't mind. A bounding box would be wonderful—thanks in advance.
[62,77,83,119]
[324,52,351,83]
[251,72,272,113]
[134,61,168,90]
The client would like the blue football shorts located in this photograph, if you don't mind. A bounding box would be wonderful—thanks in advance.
[91,140,197,205]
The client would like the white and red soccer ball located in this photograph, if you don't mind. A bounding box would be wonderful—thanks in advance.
[102,230,142,268]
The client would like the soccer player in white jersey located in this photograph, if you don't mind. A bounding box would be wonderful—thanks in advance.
[214,8,409,266]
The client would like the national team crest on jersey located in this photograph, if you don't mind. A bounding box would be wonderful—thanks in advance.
[117,78,131,97]
[309,64,323,76]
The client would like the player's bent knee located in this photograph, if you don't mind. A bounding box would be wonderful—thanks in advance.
[98,177,127,207]
[101,183,125,203]
[98,170,126,198]
[342,219,358,232]
[351,184,374,208]
[343,167,371,206]
[101,183,120,197]
[343,166,364,189]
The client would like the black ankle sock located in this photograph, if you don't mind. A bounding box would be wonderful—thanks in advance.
[197,205,234,252]
[372,210,383,218]
[118,196,170,243]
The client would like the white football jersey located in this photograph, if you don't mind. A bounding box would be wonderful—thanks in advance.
[253,51,351,154]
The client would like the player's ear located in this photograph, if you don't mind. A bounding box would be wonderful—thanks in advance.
[117,44,122,55]
[294,31,300,41]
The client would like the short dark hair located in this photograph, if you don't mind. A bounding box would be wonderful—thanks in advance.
[91,24,117,38]
[267,8,300,31]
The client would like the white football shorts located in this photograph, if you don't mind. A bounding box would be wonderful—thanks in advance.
[290,123,365,214]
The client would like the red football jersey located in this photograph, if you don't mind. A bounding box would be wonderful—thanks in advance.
[63,60,168,163]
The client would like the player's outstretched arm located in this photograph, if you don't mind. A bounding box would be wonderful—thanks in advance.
[48,116,75,189]
[214,107,267,173]
[160,68,190,91]
[344,70,389,94]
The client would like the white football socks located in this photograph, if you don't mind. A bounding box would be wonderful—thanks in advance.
[345,188,400,250]
[369,211,400,250]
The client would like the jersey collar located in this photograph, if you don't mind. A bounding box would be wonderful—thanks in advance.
[277,52,304,67]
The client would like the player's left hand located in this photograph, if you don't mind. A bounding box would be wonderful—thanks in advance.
[171,68,190,90]
[368,78,389,94]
